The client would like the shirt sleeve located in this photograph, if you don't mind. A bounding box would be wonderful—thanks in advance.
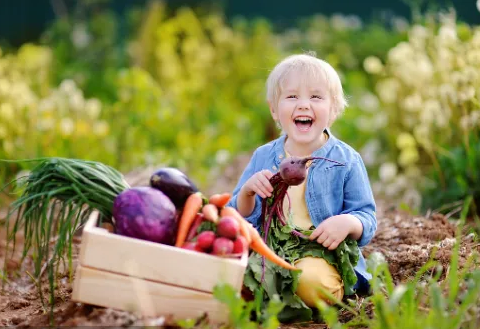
[226,150,263,229]
[340,153,377,247]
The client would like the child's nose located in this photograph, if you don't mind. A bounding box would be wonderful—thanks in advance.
[297,99,310,110]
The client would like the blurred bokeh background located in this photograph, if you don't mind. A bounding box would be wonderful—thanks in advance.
[0,0,479,221]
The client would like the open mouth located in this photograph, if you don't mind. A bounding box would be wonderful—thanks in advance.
[294,116,313,131]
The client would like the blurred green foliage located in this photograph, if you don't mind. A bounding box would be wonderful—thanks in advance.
[1,0,477,217]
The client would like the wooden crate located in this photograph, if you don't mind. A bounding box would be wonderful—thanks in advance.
[72,210,248,324]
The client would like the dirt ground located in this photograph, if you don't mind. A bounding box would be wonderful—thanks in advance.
[0,156,478,327]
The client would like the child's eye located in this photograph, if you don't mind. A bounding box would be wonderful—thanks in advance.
[287,95,297,99]
[311,95,322,99]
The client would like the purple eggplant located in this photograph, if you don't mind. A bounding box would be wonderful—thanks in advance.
[149,167,199,209]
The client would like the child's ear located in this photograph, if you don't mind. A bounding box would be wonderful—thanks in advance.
[328,105,337,127]
[268,101,278,120]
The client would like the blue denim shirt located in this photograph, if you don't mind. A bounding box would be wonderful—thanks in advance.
[227,129,377,291]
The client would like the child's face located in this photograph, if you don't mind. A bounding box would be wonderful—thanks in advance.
[270,70,333,150]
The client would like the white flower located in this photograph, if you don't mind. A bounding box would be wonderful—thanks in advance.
[388,42,414,63]
[93,121,109,137]
[71,24,91,49]
[477,0,480,13]
[402,93,422,112]
[358,92,380,112]
[59,118,75,136]
[376,79,400,104]
[356,116,372,131]
[410,25,428,41]
[60,79,77,95]
[374,112,388,129]
[363,56,383,75]
[460,115,470,130]
[359,139,381,166]
[85,99,102,119]
[331,14,349,31]
[215,149,230,165]
[470,110,480,126]
[69,90,85,111]
[38,118,55,131]
[379,162,398,182]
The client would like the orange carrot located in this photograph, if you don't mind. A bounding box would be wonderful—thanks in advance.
[248,225,297,271]
[202,203,219,223]
[209,193,231,208]
[220,207,252,244]
[175,192,204,247]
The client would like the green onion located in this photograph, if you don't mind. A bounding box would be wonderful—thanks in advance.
[0,157,130,321]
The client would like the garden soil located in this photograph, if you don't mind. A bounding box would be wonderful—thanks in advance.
[0,154,478,328]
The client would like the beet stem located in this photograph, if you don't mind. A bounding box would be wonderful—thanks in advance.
[307,156,345,166]
[291,230,309,239]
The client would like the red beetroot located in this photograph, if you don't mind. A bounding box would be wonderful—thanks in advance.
[217,216,240,239]
[233,235,248,254]
[197,231,216,250]
[212,237,234,255]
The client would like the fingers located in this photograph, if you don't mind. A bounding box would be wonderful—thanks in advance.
[246,170,274,199]
[257,170,274,197]
[327,240,340,250]
[316,231,328,245]
[322,236,335,249]
[309,226,323,241]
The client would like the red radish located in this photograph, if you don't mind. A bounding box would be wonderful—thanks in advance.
[212,237,234,255]
[197,231,216,250]
[182,241,197,250]
[233,235,248,254]
[217,216,240,239]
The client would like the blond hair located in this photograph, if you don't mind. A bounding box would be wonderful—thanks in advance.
[266,52,348,120]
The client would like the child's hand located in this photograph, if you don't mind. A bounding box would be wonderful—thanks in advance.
[241,169,274,199]
[309,215,352,250]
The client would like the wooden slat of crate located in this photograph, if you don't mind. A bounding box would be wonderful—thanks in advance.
[72,265,228,323]
[78,211,248,293]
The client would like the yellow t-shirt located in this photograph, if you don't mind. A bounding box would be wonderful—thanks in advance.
[282,132,329,230]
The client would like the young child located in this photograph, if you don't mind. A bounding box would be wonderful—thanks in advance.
[227,52,377,306]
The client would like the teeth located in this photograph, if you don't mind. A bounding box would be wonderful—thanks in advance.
[295,117,312,122]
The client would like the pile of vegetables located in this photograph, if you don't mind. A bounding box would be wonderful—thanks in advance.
[112,167,296,270]
[1,157,296,318]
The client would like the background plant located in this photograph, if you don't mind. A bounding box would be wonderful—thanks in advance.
[364,10,480,215]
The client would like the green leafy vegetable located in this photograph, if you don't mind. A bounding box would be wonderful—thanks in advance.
[244,209,360,323]
[0,157,130,322]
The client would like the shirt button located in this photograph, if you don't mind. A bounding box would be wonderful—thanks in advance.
[272,165,277,171]
[279,154,284,159]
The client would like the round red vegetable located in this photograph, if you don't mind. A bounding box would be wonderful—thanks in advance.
[233,235,248,254]
[113,187,177,245]
[217,216,240,239]
[196,231,216,250]
[182,241,203,252]
[212,237,234,255]
[279,156,310,186]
